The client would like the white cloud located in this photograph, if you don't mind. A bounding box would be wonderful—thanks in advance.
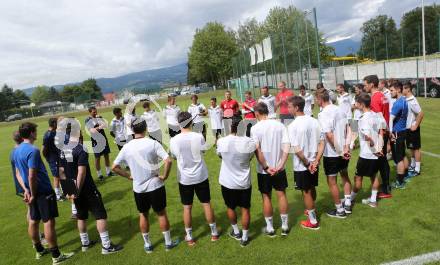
[0,0,431,89]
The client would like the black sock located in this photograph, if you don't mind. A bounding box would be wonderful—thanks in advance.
[397,174,405,184]
[34,242,44,252]
[49,246,61,258]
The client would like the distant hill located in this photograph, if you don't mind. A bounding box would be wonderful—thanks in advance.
[328,38,360,56]
[23,63,188,95]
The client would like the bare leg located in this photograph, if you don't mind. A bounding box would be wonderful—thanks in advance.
[104,153,110,167]
[157,210,170,232]
[303,189,315,210]
[261,193,273,217]
[226,208,237,225]
[275,190,288,214]
[241,208,250,230]
[202,202,215,224]
[96,219,107,233]
[326,176,341,204]
[139,213,149,234]
[77,219,87,233]
[183,205,192,229]
[353,175,363,193]
[43,219,57,248]
[95,156,101,172]
[340,169,352,196]
[28,219,41,244]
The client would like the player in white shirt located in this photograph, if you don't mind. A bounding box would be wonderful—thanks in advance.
[380,80,394,113]
[350,84,363,150]
[142,101,162,144]
[287,96,323,230]
[350,93,384,208]
[299,85,314,116]
[112,118,179,253]
[258,86,276,119]
[251,102,290,237]
[170,111,219,246]
[217,116,256,247]
[403,82,424,176]
[208,97,223,145]
[163,95,181,138]
[316,90,353,218]
[109,107,127,150]
[336,84,353,122]
[188,94,207,140]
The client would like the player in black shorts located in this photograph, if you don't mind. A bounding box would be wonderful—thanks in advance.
[58,119,122,255]
[85,106,113,181]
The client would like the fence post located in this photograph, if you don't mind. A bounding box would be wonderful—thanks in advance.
[416,58,419,96]
[383,61,386,79]
[295,21,303,86]
[281,31,289,87]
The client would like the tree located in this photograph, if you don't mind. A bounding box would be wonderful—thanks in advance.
[47,86,61,101]
[401,4,440,57]
[0,84,15,110]
[81,78,103,101]
[31,86,50,105]
[188,22,238,86]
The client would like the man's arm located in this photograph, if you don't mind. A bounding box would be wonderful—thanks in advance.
[15,168,27,193]
[276,143,290,171]
[159,157,172,181]
[412,110,424,130]
[112,164,132,180]
[76,166,87,194]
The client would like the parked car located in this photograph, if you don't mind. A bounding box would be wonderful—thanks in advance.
[6,114,23,122]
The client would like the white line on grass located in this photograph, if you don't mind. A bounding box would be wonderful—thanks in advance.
[422,151,440,158]
[381,251,440,265]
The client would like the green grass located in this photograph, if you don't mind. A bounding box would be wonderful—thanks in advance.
[1,90,440,265]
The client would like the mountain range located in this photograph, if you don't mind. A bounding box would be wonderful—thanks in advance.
[23,63,188,95]
[327,38,361,57]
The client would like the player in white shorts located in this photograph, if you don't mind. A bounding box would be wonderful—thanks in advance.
[258,86,276,119]
[316,90,353,218]
[350,93,384,208]
[251,102,290,237]
[217,116,256,247]
[170,112,219,246]
[142,101,162,143]
[208,97,224,145]
[299,85,314,116]
[287,96,323,230]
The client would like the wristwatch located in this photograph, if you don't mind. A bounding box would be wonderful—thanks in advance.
[263,165,269,171]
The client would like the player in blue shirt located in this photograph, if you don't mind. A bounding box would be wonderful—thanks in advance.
[389,81,409,189]
[13,122,74,263]
[10,131,24,196]
[42,117,64,201]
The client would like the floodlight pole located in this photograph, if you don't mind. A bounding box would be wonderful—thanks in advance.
[313,7,322,83]
[422,0,427,98]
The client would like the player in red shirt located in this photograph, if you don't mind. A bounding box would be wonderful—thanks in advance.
[275,81,295,125]
[363,75,392,199]
[242,91,257,137]
[220,90,240,134]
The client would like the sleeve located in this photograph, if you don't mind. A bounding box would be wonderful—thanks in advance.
[319,113,333,133]
[28,149,41,169]
[288,125,298,147]
[391,101,400,116]
[411,100,422,114]
[110,120,116,133]
[358,118,369,137]
[169,138,177,156]
[220,102,224,110]
[84,117,93,130]
[42,133,49,146]
[200,134,209,151]
[281,126,290,144]
[154,142,169,160]
[77,149,89,166]
[113,148,126,165]
[250,126,260,145]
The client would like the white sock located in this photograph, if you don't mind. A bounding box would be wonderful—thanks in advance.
[242,230,249,241]
[96,170,102,177]
[162,230,172,246]
[411,158,416,168]
[415,162,421,172]
[185,227,193,240]
[370,190,378,203]
[308,209,318,225]
[280,214,289,230]
[209,223,218,236]
[264,216,274,232]
[55,188,61,197]
[336,203,344,213]
[71,203,77,215]
[105,167,111,175]
[142,233,152,247]
[231,223,239,234]
[80,232,90,246]
[344,195,352,206]
[350,191,357,201]
[99,231,111,249]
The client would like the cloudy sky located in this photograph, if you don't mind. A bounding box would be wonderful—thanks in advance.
[0,0,433,89]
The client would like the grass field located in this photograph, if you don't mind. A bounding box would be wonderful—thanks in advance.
[1,89,440,265]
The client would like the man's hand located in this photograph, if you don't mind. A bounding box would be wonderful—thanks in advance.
[158,175,166,181]
[90,128,98,134]
[66,194,77,200]
[23,190,32,204]
[267,167,278,176]
[128,175,133,181]
[410,124,417,132]
[389,132,396,142]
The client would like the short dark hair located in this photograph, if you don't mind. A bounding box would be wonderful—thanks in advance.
[142,101,150,109]
[403,82,413,91]
[380,79,388,88]
[211,97,217,102]
[191,94,198,100]
[19,122,37,139]
[299,85,306,90]
[178,111,193,129]
[355,93,371,108]
[337,83,346,91]
[167,95,175,102]
[316,83,324,90]
[88,106,97,113]
[391,80,403,92]
[254,102,269,115]
[245,91,252,96]
[48,117,57,129]
[113,107,122,115]
[12,131,23,144]
[363,75,379,87]
[287,96,305,112]
[132,117,147,134]
[225,90,232,94]
[230,115,242,134]
[315,89,330,102]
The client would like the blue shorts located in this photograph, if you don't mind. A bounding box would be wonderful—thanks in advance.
[48,160,59,178]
